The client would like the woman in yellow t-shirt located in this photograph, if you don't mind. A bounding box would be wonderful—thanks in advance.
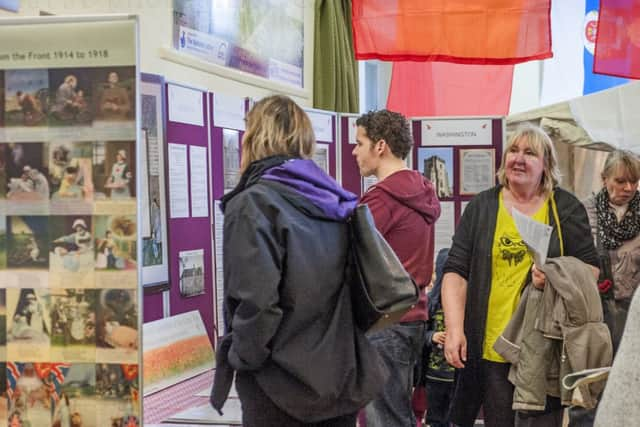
[440,124,599,427]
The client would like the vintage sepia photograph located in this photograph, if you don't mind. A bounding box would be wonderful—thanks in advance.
[96,289,138,363]
[3,143,50,203]
[4,69,48,127]
[6,289,52,362]
[48,68,94,127]
[6,216,49,270]
[92,67,135,123]
[0,215,6,269]
[96,363,140,427]
[49,216,94,275]
[418,147,454,199]
[93,215,136,272]
[93,141,136,201]
[52,363,97,427]
[179,249,205,297]
[50,289,97,362]
[48,141,94,204]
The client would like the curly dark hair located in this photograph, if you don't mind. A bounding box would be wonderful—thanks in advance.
[356,110,412,160]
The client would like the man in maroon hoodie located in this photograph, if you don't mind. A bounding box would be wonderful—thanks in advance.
[353,109,441,427]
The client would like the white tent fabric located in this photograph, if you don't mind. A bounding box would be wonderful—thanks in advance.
[570,81,640,153]
[507,101,597,148]
[508,81,640,152]
[505,84,640,199]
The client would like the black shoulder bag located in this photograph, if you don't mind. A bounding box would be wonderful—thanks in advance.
[347,204,420,333]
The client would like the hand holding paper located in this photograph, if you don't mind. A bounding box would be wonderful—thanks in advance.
[511,207,553,266]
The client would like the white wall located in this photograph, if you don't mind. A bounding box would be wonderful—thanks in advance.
[509,60,542,115]
[0,0,315,105]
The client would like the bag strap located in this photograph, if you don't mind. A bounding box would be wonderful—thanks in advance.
[550,191,564,257]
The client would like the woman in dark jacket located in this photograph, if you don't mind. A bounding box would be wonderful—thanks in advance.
[211,95,386,427]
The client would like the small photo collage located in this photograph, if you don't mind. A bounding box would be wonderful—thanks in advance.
[1,65,140,427]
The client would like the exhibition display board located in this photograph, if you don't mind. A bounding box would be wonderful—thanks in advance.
[140,73,169,291]
[338,113,361,195]
[0,15,141,426]
[304,107,338,181]
[160,82,216,346]
[209,91,247,337]
[411,117,504,256]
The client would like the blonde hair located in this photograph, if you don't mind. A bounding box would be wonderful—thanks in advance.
[497,123,561,196]
[601,149,640,183]
[240,95,315,172]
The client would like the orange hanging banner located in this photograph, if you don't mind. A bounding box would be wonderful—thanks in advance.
[352,0,552,64]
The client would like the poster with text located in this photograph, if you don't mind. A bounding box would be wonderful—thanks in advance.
[0,16,140,425]
[459,148,495,195]
[174,0,304,88]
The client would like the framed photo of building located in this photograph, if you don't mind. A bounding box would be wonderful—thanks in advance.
[459,148,495,196]
[178,249,205,298]
[418,147,454,199]
[222,128,240,192]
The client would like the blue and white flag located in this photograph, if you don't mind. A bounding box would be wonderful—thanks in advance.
[541,0,628,106]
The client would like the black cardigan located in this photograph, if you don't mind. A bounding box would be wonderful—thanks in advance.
[443,186,599,426]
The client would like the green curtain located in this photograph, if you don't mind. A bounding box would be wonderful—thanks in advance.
[313,0,359,113]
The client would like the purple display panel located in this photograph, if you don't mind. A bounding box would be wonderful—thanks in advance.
[339,114,362,196]
[162,84,216,346]
[411,117,504,225]
[144,292,163,322]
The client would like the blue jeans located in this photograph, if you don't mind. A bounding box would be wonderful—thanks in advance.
[365,321,426,427]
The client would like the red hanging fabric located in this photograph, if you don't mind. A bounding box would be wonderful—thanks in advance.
[386,61,514,117]
[594,0,640,79]
[352,0,552,64]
